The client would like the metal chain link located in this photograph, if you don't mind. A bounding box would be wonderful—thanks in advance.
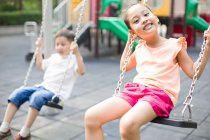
[23,0,48,87]
[114,36,135,95]
[74,0,87,43]
[57,0,87,97]
[182,25,210,120]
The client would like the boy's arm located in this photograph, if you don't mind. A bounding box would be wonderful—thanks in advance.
[35,38,44,70]
[71,42,85,75]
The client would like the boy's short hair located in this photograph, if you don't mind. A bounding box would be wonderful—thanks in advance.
[55,30,75,42]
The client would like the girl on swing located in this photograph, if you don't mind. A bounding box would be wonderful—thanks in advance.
[84,1,210,140]
[0,30,85,140]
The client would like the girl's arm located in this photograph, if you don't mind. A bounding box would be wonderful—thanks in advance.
[120,32,137,72]
[177,29,210,79]
[35,38,44,69]
[71,42,85,75]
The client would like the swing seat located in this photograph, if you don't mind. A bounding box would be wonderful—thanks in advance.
[45,95,63,110]
[45,101,63,110]
[151,117,197,128]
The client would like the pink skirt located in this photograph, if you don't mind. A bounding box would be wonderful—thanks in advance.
[116,83,174,117]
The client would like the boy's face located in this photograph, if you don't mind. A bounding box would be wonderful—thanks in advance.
[55,36,71,55]
[127,4,159,39]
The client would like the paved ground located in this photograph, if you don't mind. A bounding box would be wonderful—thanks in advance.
[0,33,210,140]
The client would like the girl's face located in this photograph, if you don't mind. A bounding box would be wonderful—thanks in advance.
[127,4,159,39]
[55,36,71,55]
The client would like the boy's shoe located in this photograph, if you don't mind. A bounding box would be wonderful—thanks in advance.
[0,129,12,140]
[14,133,31,140]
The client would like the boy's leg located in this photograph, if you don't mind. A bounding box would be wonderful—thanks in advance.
[18,88,54,137]
[1,87,36,128]
[85,97,132,140]
[23,107,39,129]
[0,103,17,139]
[17,107,38,138]
[120,100,157,140]
[3,103,17,124]
[0,87,36,139]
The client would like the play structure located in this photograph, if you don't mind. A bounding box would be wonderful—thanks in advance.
[165,0,209,46]
[25,0,92,61]
[96,0,210,54]
[27,0,209,58]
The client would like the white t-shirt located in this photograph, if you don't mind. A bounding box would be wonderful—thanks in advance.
[39,53,78,100]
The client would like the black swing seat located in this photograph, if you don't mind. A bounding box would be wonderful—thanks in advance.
[44,95,63,110]
[151,117,197,128]
[45,101,63,110]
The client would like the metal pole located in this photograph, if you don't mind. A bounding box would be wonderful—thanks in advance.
[42,0,53,58]
[95,0,100,57]
[183,0,187,37]
[169,0,174,37]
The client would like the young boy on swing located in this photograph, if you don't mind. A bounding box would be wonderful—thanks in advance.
[84,1,210,140]
[0,30,85,140]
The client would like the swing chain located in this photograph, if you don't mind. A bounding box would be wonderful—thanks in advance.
[23,0,48,87]
[182,25,210,120]
[57,0,87,96]
[114,36,135,95]
[74,0,87,43]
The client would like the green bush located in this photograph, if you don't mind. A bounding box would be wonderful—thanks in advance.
[0,0,19,11]
[0,11,42,25]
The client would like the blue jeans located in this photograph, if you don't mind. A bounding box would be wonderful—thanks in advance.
[8,86,55,111]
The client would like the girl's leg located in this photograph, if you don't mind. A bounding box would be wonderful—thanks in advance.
[85,97,132,140]
[120,101,157,140]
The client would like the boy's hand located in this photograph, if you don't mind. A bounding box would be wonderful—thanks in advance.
[35,38,43,49]
[70,41,79,54]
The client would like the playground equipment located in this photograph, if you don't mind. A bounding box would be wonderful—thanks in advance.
[101,0,122,15]
[24,21,38,62]
[186,0,208,32]
[148,0,170,17]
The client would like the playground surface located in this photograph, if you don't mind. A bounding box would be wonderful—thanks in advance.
[0,33,210,140]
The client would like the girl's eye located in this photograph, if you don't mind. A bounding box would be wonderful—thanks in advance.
[144,13,149,17]
[133,18,139,24]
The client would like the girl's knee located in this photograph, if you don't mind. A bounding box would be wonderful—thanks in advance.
[120,117,139,136]
[84,108,102,128]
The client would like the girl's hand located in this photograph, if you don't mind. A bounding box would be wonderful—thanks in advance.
[204,25,210,54]
[128,30,137,43]
[35,38,43,49]
[70,41,79,54]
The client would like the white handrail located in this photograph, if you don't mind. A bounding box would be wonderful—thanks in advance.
[73,1,83,14]
[53,0,69,14]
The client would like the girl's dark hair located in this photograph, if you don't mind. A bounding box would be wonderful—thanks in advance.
[122,1,152,29]
[55,30,75,42]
